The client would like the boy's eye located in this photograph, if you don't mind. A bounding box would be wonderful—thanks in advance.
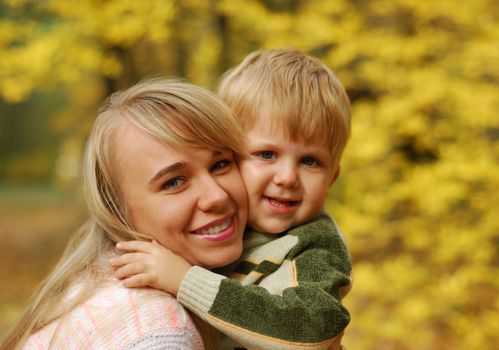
[301,157,318,166]
[211,159,232,172]
[257,151,276,160]
[161,177,186,190]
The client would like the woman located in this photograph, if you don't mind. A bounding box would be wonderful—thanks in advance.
[1,79,248,349]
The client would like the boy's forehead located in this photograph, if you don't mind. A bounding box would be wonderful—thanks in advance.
[247,114,331,154]
[250,112,286,131]
[250,113,329,145]
[248,113,294,139]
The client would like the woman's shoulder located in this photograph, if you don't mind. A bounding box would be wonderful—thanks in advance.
[87,278,176,308]
[25,279,204,349]
[88,279,205,348]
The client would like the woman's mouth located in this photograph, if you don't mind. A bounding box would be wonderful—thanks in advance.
[197,218,231,235]
[192,216,236,242]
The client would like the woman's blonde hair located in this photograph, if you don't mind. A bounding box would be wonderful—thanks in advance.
[1,79,245,349]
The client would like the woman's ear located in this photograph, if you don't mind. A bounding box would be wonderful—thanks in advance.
[330,165,341,186]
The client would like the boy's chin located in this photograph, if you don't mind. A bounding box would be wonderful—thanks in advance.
[248,220,292,234]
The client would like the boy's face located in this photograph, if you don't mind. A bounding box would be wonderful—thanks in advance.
[239,117,339,234]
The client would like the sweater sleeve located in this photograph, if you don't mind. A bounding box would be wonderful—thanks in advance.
[177,216,352,350]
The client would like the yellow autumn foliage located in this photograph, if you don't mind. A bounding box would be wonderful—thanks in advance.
[0,1,497,349]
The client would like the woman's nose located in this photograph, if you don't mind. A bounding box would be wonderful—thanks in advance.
[197,175,230,211]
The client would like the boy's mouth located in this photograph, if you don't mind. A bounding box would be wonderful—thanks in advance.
[264,196,299,208]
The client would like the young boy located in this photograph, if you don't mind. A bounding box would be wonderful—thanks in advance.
[113,48,352,350]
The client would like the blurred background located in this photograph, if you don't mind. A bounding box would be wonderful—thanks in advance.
[0,0,498,349]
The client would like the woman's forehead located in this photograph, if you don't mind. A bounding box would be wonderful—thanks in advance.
[112,122,231,174]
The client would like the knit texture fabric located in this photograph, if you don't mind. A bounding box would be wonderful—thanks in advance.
[24,279,204,350]
[178,213,352,350]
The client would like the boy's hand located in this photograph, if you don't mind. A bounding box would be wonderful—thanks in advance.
[110,240,191,296]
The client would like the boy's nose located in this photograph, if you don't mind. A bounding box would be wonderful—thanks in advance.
[273,164,299,188]
[197,175,230,211]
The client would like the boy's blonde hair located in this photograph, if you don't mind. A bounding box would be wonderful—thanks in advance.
[217,48,351,169]
[2,79,243,350]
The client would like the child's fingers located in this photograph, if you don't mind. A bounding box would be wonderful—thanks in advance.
[122,274,156,288]
[114,261,147,280]
[116,240,155,253]
[109,252,143,267]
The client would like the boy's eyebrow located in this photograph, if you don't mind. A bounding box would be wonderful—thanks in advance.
[247,139,278,146]
[149,162,186,184]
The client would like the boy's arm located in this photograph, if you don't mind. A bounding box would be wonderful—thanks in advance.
[178,217,352,350]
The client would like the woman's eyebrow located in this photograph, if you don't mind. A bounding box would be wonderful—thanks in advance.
[214,148,230,155]
[149,161,186,184]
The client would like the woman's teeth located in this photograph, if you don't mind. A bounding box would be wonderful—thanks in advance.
[198,218,231,235]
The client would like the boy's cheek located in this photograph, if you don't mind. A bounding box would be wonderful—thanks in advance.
[237,159,258,182]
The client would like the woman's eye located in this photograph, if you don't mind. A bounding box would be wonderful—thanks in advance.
[211,159,232,172]
[161,177,186,190]
[257,151,275,160]
[302,157,318,166]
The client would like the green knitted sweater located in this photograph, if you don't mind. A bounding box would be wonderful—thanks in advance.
[177,213,352,350]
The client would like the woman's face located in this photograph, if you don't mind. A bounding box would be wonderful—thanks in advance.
[113,122,248,269]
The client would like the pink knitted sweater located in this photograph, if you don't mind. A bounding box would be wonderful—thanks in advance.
[24,279,204,350]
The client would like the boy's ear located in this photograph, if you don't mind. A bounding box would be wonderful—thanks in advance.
[329,166,341,186]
